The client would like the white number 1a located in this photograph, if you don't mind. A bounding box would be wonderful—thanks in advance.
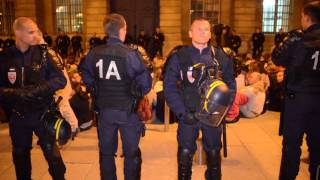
[95,59,121,80]
[312,51,319,70]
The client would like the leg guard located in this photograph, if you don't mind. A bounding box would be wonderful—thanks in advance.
[12,147,32,180]
[124,148,142,180]
[205,149,221,180]
[41,143,66,180]
[178,148,193,180]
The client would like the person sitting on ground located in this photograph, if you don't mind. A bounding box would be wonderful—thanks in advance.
[240,71,267,118]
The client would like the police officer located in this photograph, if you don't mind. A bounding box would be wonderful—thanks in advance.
[80,13,152,180]
[252,27,265,59]
[0,17,67,180]
[230,29,241,54]
[4,35,15,49]
[89,32,101,49]
[55,31,70,59]
[272,1,320,180]
[43,32,53,47]
[164,18,236,180]
[71,32,82,58]
[0,38,5,52]
[274,27,287,47]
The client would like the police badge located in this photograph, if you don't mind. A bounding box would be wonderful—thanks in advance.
[8,68,17,84]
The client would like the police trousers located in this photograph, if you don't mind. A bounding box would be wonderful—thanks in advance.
[9,112,66,180]
[280,93,320,180]
[97,108,143,180]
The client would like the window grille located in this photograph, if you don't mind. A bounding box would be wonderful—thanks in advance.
[56,0,83,33]
[262,0,291,33]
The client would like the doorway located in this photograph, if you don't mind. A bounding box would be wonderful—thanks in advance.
[110,0,160,42]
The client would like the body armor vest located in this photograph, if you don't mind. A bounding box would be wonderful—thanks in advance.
[93,44,132,110]
[177,47,201,112]
[177,46,222,112]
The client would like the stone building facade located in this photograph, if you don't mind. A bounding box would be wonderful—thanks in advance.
[0,0,313,56]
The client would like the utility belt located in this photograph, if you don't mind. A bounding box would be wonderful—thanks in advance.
[10,98,52,119]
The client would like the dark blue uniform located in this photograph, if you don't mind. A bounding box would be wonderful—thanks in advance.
[272,24,320,180]
[164,45,236,180]
[80,37,152,180]
[0,45,67,180]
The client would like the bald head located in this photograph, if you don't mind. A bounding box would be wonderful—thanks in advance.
[13,17,40,50]
[13,17,37,32]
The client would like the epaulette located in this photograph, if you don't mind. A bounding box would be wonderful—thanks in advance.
[119,43,136,52]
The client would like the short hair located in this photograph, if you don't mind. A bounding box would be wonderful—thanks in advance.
[190,17,211,28]
[103,13,126,38]
[303,1,320,23]
[13,17,35,32]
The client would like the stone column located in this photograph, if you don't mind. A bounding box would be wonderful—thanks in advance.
[83,0,109,50]
[14,0,37,21]
[232,0,261,54]
[160,0,183,57]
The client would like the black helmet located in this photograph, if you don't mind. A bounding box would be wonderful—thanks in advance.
[43,110,71,145]
[195,79,232,127]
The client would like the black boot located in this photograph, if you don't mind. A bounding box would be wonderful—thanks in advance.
[12,147,32,180]
[178,148,193,180]
[205,149,221,180]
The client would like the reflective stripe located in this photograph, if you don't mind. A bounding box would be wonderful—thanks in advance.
[204,80,225,112]
[55,118,64,141]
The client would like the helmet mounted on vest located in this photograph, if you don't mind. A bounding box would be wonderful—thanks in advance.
[43,110,72,146]
[195,79,231,127]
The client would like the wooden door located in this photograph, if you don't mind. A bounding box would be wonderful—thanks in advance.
[110,0,159,42]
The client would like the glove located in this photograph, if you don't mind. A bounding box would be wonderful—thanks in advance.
[272,29,303,58]
[182,112,199,125]
[131,81,143,98]
[0,82,51,105]
[22,82,51,103]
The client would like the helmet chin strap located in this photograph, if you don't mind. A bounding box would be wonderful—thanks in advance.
[210,46,220,79]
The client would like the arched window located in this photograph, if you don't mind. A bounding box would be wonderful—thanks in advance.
[0,0,15,35]
[191,0,220,25]
[262,0,291,33]
[55,0,83,33]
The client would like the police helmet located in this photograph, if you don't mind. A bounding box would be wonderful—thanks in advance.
[43,111,71,145]
[195,79,232,127]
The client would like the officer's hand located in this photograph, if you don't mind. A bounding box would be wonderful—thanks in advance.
[183,112,199,125]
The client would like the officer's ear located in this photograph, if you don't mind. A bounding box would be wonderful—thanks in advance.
[14,30,21,38]
[188,29,193,39]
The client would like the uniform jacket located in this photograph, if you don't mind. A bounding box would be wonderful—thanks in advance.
[164,45,236,118]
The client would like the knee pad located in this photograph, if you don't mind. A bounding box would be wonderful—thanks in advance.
[206,149,221,166]
[124,148,141,158]
[178,148,193,165]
